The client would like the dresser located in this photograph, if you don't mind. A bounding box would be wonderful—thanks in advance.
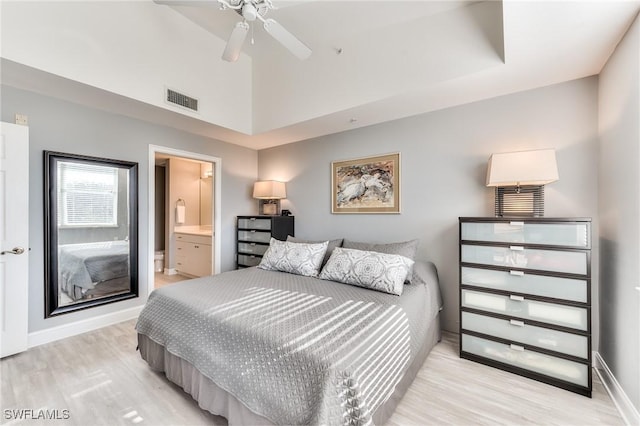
[458,217,592,397]
[175,232,213,277]
[236,216,295,268]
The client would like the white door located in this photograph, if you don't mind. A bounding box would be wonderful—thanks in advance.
[0,122,29,358]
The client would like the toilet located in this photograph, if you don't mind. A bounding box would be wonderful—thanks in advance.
[154,251,164,273]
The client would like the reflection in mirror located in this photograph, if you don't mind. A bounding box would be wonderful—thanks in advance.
[45,151,138,317]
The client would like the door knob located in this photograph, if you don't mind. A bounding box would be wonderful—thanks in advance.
[1,247,25,255]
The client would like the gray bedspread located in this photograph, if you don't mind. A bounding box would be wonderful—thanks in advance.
[136,261,441,426]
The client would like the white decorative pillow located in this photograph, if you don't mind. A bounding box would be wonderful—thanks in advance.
[342,239,419,283]
[258,238,328,277]
[287,236,343,267]
[319,247,414,296]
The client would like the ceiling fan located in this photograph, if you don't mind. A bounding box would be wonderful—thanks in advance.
[156,0,312,62]
[219,0,311,62]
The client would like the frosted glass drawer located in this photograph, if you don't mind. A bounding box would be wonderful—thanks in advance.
[238,218,272,230]
[238,254,261,267]
[238,230,272,244]
[461,334,589,387]
[461,289,588,331]
[461,311,588,359]
[238,242,269,255]
[461,221,589,248]
[461,244,587,275]
[461,267,588,303]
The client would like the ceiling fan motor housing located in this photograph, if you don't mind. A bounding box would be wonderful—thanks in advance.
[230,1,269,20]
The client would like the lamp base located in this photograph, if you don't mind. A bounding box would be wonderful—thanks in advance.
[495,185,544,217]
[259,199,281,215]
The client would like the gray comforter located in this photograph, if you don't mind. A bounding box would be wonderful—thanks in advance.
[136,262,441,425]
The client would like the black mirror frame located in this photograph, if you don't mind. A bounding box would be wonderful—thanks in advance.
[44,151,139,317]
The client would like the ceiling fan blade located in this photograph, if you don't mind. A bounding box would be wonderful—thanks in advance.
[222,21,250,62]
[262,18,311,60]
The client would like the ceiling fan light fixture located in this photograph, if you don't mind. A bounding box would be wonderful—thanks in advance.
[242,3,258,21]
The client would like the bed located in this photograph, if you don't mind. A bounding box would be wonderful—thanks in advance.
[136,240,442,426]
[58,240,130,300]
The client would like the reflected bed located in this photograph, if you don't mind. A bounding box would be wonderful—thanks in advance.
[58,240,130,301]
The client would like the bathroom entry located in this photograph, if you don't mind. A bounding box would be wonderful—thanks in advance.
[153,153,215,289]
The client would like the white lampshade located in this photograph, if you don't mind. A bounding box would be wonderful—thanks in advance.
[486,149,559,187]
[253,180,286,199]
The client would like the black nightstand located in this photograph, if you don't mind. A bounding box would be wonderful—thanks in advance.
[236,216,294,268]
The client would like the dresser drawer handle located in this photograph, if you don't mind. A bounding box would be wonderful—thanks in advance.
[510,270,525,277]
[250,218,256,221]
[250,243,256,246]
[509,319,525,327]
[509,221,524,226]
[510,295,525,302]
[510,344,525,352]
[510,246,524,251]
[250,230,256,233]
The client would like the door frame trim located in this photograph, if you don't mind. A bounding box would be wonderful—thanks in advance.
[148,145,221,295]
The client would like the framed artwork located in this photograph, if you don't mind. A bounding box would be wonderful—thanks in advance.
[331,152,400,214]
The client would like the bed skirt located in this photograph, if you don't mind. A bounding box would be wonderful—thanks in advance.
[138,313,441,425]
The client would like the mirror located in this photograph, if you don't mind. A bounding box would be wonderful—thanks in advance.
[44,151,138,317]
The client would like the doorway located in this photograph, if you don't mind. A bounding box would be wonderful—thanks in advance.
[148,145,221,294]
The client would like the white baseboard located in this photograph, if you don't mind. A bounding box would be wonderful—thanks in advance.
[164,268,177,275]
[594,351,640,426]
[28,305,143,349]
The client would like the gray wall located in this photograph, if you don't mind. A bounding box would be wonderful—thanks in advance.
[598,13,640,413]
[1,85,257,333]
[258,77,600,337]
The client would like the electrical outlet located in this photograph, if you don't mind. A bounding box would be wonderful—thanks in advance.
[15,114,28,126]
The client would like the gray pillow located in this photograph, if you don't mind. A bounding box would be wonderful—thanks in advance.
[287,236,343,266]
[258,238,328,277]
[342,239,419,283]
[319,247,414,296]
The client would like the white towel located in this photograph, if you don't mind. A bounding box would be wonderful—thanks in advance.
[176,205,186,224]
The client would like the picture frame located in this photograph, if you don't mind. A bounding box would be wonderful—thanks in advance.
[331,152,400,214]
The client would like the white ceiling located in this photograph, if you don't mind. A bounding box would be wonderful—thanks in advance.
[167,0,477,57]
[2,1,639,150]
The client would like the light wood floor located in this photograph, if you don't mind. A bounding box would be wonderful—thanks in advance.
[1,322,623,426]
[154,272,191,289]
